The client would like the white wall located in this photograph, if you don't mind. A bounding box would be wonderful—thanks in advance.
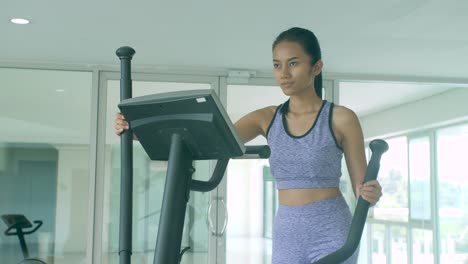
[54,145,89,255]
[361,88,468,139]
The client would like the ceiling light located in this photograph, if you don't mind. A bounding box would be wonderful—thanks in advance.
[10,18,30,25]
[56,89,65,93]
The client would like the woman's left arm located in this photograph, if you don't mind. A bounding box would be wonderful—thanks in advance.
[333,105,382,206]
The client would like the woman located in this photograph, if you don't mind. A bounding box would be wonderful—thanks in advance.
[115,27,382,263]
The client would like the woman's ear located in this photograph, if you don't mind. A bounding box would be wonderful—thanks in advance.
[313,60,323,76]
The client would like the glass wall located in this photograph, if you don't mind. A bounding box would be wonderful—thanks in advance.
[409,136,434,262]
[339,80,468,264]
[370,223,387,263]
[437,123,468,263]
[100,78,214,264]
[374,136,409,222]
[391,225,408,264]
[0,68,93,264]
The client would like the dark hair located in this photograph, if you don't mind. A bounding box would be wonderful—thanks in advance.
[272,27,323,98]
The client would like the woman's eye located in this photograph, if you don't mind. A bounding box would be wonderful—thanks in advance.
[289,61,298,66]
[273,64,280,69]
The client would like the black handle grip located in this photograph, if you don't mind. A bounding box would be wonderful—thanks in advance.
[311,139,389,264]
[233,145,271,159]
[245,145,271,158]
[364,139,389,183]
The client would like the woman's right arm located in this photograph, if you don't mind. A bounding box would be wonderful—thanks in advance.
[234,106,276,144]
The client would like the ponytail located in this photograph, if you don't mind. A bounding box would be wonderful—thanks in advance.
[314,72,322,98]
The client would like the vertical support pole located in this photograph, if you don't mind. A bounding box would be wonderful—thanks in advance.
[17,229,29,259]
[116,46,136,264]
[154,133,194,264]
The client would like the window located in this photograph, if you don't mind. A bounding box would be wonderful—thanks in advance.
[437,124,468,263]
[373,136,409,222]
[409,137,431,221]
[0,68,93,264]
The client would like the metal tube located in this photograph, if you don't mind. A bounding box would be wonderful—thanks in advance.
[116,46,135,264]
[191,159,229,192]
[154,133,194,264]
[17,229,29,258]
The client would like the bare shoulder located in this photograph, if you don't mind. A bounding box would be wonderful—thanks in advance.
[332,104,359,124]
[234,105,279,142]
[258,105,278,119]
[249,105,278,128]
[257,105,279,136]
[331,104,362,141]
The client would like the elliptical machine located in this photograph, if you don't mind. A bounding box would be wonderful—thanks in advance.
[2,214,47,264]
[115,46,389,264]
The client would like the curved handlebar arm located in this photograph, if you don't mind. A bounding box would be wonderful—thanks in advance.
[4,220,43,236]
[23,220,43,235]
[190,145,271,192]
[4,224,16,236]
[191,159,229,192]
[311,139,389,264]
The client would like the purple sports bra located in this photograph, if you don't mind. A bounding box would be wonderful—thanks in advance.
[266,100,343,190]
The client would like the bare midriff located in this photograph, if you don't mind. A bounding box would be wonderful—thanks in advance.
[278,188,341,206]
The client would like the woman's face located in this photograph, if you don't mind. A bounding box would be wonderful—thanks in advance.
[272,41,322,96]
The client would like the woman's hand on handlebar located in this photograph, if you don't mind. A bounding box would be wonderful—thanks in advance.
[115,112,129,135]
[115,113,138,140]
[115,112,137,140]
[357,179,382,206]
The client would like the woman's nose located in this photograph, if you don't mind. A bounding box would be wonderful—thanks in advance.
[281,66,291,78]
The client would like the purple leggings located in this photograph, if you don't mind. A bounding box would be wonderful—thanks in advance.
[272,195,359,264]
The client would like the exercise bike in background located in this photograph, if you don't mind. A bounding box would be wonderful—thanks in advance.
[2,214,47,264]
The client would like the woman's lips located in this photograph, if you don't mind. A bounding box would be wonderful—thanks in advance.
[281,82,294,88]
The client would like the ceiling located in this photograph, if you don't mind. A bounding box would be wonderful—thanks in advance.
[2,0,468,145]
[3,0,468,80]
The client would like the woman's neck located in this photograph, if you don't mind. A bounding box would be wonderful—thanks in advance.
[288,92,322,114]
